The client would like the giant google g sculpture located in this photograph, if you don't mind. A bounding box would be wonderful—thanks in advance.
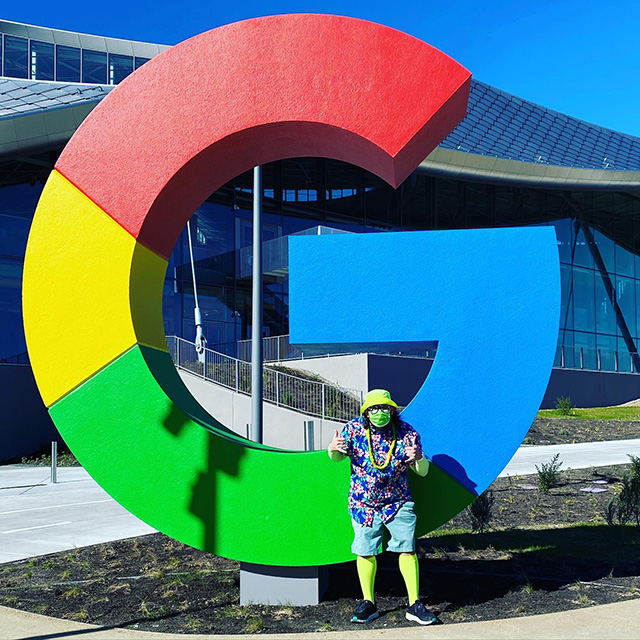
[22,15,560,567]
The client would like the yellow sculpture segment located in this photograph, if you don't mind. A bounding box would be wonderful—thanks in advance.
[23,170,168,407]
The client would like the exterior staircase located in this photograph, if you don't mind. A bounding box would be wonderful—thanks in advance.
[166,336,363,450]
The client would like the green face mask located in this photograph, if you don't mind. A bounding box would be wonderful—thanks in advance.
[368,407,392,428]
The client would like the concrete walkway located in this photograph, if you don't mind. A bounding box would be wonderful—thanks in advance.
[2,599,640,639]
[1,438,639,564]
[499,437,640,477]
[0,466,154,563]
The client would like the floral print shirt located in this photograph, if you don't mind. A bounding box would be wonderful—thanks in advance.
[341,416,422,526]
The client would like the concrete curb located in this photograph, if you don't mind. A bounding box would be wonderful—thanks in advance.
[2,599,640,640]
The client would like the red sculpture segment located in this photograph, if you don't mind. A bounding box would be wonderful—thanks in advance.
[55,14,471,258]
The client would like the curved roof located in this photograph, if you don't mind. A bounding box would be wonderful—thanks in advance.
[0,78,112,117]
[3,72,640,187]
[441,79,640,172]
[0,78,113,158]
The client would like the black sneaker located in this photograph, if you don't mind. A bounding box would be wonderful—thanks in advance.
[351,599,379,623]
[405,600,438,625]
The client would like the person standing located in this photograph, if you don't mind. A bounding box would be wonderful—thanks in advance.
[328,389,437,625]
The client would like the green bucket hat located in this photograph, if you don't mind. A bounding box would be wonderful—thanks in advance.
[361,389,398,414]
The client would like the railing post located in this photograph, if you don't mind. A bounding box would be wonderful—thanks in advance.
[276,371,280,406]
[580,347,584,370]
[235,360,239,392]
[304,420,315,451]
[51,441,57,484]
[560,345,565,368]
[322,383,326,420]
[615,350,619,372]
[596,348,601,371]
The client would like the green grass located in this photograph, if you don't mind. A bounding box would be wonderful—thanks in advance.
[426,527,473,538]
[537,406,640,420]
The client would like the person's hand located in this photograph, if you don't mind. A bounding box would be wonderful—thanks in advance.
[405,439,423,465]
[329,429,347,455]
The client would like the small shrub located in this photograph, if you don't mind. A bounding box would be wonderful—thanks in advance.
[70,608,89,621]
[245,617,265,633]
[62,587,82,599]
[186,616,201,630]
[450,607,466,621]
[605,455,640,526]
[536,453,563,494]
[555,396,573,415]
[20,451,79,466]
[469,490,494,534]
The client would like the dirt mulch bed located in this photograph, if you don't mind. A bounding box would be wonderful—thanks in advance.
[1,464,639,634]
[526,418,640,445]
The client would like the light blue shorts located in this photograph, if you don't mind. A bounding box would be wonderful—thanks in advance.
[351,501,417,556]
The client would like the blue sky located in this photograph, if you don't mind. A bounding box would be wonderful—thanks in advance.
[6,0,640,136]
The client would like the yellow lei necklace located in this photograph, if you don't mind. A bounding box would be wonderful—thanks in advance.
[366,422,396,470]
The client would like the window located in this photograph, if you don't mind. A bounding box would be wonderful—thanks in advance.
[134,56,150,69]
[109,53,133,84]
[616,276,635,337]
[617,336,634,373]
[574,331,597,370]
[559,263,573,331]
[593,228,614,273]
[56,46,81,82]
[573,267,595,332]
[597,334,616,371]
[82,50,107,84]
[30,40,54,80]
[4,36,29,79]
[595,272,615,335]
[551,218,572,264]
[573,224,594,269]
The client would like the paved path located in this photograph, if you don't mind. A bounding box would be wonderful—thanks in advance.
[2,599,640,639]
[0,466,154,564]
[1,438,639,564]
[499,438,640,477]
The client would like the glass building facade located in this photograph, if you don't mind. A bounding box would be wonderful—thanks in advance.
[0,32,150,84]
[161,158,640,372]
[3,156,640,375]
[4,21,640,382]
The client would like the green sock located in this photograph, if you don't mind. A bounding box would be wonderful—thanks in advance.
[399,553,419,604]
[356,555,377,603]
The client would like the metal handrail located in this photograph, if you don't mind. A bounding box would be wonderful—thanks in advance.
[555,344,640,374]
[226,333,436,363]
[0,351,29,365]
[167,335,363,422]
[227,335,640,375]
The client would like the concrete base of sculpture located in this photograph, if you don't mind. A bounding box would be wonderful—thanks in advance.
[240,563,328,605]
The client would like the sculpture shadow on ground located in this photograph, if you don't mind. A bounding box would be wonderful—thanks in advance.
[324,524,640,609]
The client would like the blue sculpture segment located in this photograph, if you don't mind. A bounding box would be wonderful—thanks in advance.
[289,228,560,495]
